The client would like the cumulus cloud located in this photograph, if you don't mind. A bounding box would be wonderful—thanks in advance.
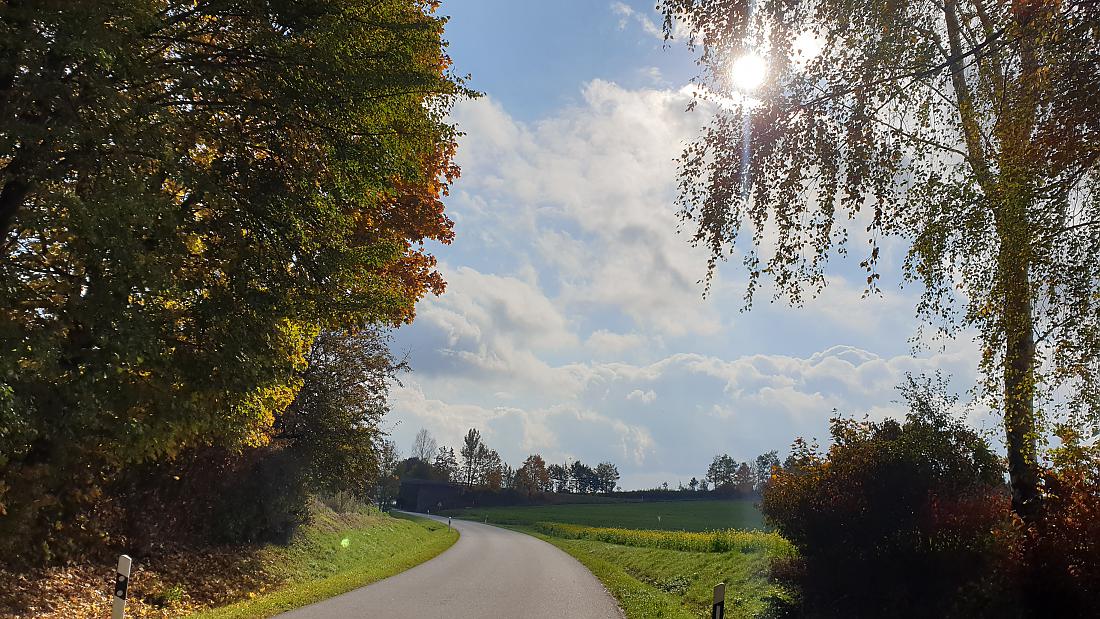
[390,79,985,488]
[395,315,980,486]
[449,82,725,337]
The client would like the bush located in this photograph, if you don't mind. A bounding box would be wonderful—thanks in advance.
[318,491,376,515]
[111,445,312,551]
[761,376,1009,618]
[0,458,120,567]
[1003,426,1100,616]
[208,447,312,545]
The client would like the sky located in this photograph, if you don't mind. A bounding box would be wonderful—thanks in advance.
[386,0,986,489]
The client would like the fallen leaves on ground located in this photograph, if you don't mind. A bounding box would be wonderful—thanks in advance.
[0,544,283,618]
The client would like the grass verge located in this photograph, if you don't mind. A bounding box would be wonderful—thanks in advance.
[0,505,457,619]
[191,510,457,619]
[516,524,794,619]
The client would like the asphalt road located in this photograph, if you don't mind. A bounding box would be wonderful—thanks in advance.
[276,513,623,619]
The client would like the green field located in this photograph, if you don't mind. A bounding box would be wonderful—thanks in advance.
[445,499,766,531]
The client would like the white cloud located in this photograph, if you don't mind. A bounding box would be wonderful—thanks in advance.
[636,66,665,85]
[395,314,981,486]
[449,82,726,337]
[390,80,988,488]
[585,329,653,357]
[610,2,696,42]
[611,2,663,40]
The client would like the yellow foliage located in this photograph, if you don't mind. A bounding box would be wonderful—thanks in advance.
[231,320,318,447]
[184,234,206,255]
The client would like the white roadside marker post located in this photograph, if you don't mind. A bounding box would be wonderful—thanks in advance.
[112,554,132,619]
[711,582,726,619]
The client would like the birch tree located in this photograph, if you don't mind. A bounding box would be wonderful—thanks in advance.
[661,0,1100,520]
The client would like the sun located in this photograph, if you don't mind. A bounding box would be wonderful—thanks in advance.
[730,53,767,91]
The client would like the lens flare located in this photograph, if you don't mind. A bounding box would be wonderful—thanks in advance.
[730,53,767,91]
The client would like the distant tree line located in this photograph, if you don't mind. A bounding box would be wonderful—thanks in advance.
[613,450,781,499]
[396,427,791,503]
[701,451,781,496]
[394,427,620,497]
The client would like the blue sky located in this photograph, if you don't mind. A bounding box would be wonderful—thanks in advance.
[388,1,985,489]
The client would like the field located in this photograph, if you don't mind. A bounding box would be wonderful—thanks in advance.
[444,499,766,531]
[447,500,791,619]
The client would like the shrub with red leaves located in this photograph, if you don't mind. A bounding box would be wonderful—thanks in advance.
[761,376,1011,618]
[1004,427,1100,616]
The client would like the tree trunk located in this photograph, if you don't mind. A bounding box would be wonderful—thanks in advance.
[1001,240,1041,521]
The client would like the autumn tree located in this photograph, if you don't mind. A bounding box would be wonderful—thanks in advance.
[375,439,402,512]
[500,463,516,489]
[734,462,755,495]
[515,454,551,496]
[276,328,402,498]
[478,447,503,489]
[761,377,1006,616]
[662,0,1100,520]
[570,461,598,493]
[395,456,439,481]
[754,451,781,494]
[0,0,469,562]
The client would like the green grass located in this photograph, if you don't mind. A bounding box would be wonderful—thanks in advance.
[190,509,458,619]
[522,526,794,619]
[444,499,766,531]
[531,522,792,555]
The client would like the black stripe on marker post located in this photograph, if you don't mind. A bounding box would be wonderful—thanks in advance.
[112,555,132,619]
[712,582,726,619]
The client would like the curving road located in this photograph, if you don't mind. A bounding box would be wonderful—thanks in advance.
[277,513,623,619]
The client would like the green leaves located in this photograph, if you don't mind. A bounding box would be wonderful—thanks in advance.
[661,0,1100,517]
[0,0,469,563]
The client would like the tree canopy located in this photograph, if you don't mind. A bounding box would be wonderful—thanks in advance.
[661,0,1100,518]
[0,0,469,561]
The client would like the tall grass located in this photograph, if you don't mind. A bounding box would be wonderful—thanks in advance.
[446,499,766,531]
[533,521,794,556]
